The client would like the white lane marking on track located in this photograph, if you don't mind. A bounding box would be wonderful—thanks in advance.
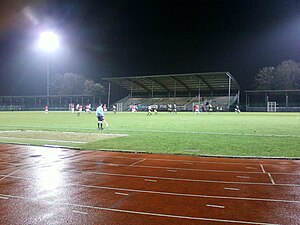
[236,176,250,179]
[73,183,300,204]
[3,165,300,188]
[71,160,300,176]
[224,187,240,191]
[96,154,300,166]
[260,164,266,173]
[76,161,269,174]
[0,165,30,182]
[268,173,275,184]
[72,210,88,215]
[0,196,9,200]
[115,192,129,196]
[0,193,279,225]
[130,159,146,166]
[109,164,119,167]
[166,169,177,173]
[145,179,157,183]
[206,204,225,209]
[69,169,300,187]
[246,167,257,170]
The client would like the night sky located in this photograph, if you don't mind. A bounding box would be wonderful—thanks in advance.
[1,0,300,96]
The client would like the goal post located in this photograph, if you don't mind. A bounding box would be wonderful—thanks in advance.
[267,102,276,112]
[116,103,123,112]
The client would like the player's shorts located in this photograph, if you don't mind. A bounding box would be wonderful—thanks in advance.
[97,115,104,121]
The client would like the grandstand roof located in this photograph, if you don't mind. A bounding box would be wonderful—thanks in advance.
[102,72,240,94]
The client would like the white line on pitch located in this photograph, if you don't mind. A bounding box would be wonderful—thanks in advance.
[236,176,250,179]
[260,164,266,173]
[130,159,146,166]
[206,204,225,209]
[268,173,275,184]
[72,210,88,215]
[145,179,157,182]
[0,136,86,144]
[115,192,129,196]
[224,187,240,191]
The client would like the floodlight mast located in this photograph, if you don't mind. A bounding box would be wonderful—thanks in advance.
[39,31,59,52]
[38,31,59,106]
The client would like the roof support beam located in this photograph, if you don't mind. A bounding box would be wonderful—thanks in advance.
[127,78,151,93]
[170,76,191,92]
[196,75,213,92]
[149,78,171,93]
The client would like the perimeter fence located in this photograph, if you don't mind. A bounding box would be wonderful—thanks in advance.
[245,90,300,112]
[0,95,102,111]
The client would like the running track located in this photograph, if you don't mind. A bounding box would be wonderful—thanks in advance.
[0,144,299,224]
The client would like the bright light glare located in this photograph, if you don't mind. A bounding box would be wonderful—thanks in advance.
[39,31,59,52]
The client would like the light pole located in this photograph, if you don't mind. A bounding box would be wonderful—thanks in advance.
[38,31,59,106]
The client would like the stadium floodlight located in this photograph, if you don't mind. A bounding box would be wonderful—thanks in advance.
[38,31,59,52]
[38,31,59,105]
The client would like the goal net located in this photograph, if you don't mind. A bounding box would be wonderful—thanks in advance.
[267,102,276,112]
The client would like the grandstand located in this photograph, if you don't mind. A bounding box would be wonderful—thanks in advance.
[102,72,240,111]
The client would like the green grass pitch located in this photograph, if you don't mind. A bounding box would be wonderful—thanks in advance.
[0,111,299,157]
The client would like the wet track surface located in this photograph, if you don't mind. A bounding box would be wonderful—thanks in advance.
[0,144,299,224]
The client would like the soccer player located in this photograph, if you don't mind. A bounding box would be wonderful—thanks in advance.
[44,105,48,114]
[85,104,90,113]
[71,103,75,113]
[77,104,82,116]
[167,104,172,113]
[194,104,199,114]
[235,105,241,113]
[208,103,213,113]
[172,103,177,114]
[103,104,108,114]
[147,105,152,116]
[96,104,104,130]
[113,105,117,114]
[96,104,109,130]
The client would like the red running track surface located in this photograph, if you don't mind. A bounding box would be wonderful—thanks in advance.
[0,144,299,225]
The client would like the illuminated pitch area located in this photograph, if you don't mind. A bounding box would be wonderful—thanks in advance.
[0,111,299,157]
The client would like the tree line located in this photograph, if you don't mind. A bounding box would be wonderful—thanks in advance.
[49,73,106,96]
[50,60,300,96]
[255,60,300,90]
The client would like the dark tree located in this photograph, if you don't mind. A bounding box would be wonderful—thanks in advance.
[50,73,86,95]
[255,66,276,90]
[50,73,106,96]
[255,60,300,90]
[84,80,106,96]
